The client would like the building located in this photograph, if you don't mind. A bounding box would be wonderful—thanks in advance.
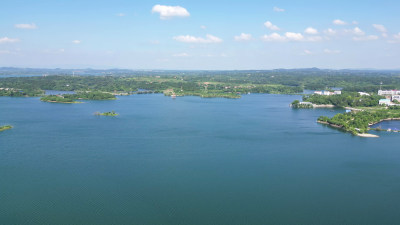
[358,92,370,96]
[333,90,342,95]
[379,99,392,105]
[314,90,341,96]
[378,90,400,96]
[392,95,400,102]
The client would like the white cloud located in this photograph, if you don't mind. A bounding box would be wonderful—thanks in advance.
[304,27,318,35]
[372,24,387,33]
[262,32,319,42]
[0,50,11,54]
[152,5,190,20]
[200,25,207,30]
[273,7,285,12]
[261,33,286,42]
[0,37,19,44]
[15,23,37,29]
[352,21,359,25]
[324,49,341,54]
[285,32,304,41]
[333,19,347,25]
[306,36,323,42]
[324,28,337,35]
[173,34,223,44]
[72,40,81,44]
[234,33,252,41]
[346,27,365,36]
[264,21,280,31]
[353,27,365,36]
[353,35,379,41]
[172,53,189,57]
[387,33,400,43]
[117,13,125,17]
[304,50,313,55]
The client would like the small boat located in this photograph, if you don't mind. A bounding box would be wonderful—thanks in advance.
[171,94,176,99]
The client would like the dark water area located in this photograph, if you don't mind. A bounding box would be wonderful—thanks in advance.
[1,94,400,224]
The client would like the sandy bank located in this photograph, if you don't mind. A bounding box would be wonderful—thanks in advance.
[357,133,379,138]
[313,104,335,108]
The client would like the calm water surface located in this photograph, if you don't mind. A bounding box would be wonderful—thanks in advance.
[1,94,400,225]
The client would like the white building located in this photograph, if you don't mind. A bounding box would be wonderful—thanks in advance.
[314,90,341,96]
[392,95,400,102]
[378,90,400,96]
[358,92,370,96]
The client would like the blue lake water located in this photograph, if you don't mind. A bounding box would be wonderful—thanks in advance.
[1,94,400,224]
[45,90,76,95]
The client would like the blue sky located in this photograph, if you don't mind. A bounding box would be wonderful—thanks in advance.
[1,0,400,69]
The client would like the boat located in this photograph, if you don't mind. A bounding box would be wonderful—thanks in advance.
[171,94,176,99]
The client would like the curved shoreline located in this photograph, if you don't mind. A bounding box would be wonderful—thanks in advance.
[317,120,380,138]
[41,100,82,104]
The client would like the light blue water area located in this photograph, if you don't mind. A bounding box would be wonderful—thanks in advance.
[45,90,76,95]
[1,94,400,224]
[371,120,400,131]
[0,74,43,78]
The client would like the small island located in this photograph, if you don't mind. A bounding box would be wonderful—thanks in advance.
[94,111,118,116]
[40,95,78,103]
[0,125,13,132]
[40,91,116,103]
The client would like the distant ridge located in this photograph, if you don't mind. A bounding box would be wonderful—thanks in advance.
[1,67,400,76]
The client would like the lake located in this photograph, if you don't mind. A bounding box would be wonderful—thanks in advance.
[1,94,400,224]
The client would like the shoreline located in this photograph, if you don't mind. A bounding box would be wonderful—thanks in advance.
[368,118,400,126]
[312,104,335,108]
[317,120,379,138]
[41,100,82,104]
[357,133,379,138]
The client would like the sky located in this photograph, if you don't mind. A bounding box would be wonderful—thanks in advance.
[1,0,400,70]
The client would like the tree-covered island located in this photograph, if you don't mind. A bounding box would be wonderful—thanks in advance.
[40,91,116,103]
[0,125,13,132]
[94,111,118,116]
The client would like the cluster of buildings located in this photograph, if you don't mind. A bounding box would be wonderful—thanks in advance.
[378,89,400,106]
[314,90,342,95]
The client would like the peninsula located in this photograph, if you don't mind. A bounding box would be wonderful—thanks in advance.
[294,90,400,137]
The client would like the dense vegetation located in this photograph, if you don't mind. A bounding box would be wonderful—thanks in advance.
[303,92,381,107]
[40,95,76,103]
[0,125,13,132]
[2,69,399,99]
[318,108,400,134]
[64,91,116,100]
[291,100,313,108]
[0,89,43,97]
[40,92,116,103]
[94,111,118,116]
